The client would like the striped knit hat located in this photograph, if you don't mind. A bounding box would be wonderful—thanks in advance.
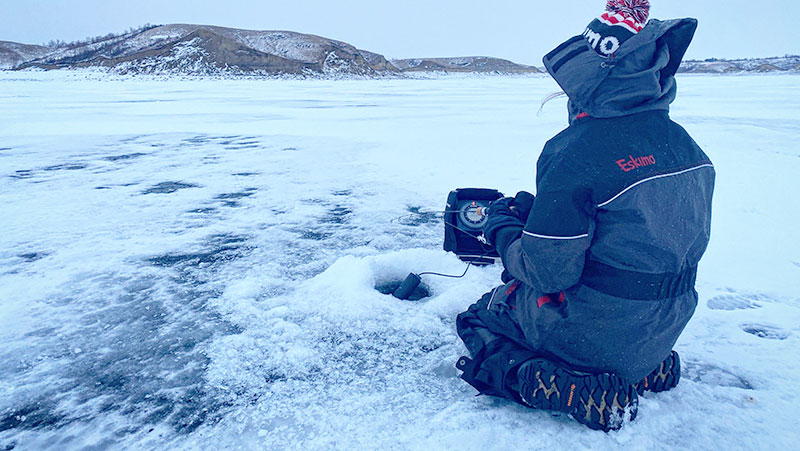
[584,0,651,57]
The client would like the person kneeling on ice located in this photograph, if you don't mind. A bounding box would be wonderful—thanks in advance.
[455,0,715,431]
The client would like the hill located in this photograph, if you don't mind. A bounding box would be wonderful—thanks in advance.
[4,25,798,77]
[13,24,398,76]
[0,41,51,69]
[391,56,539,74]
[679,55,800,73]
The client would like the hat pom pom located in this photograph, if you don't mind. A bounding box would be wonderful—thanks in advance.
[606,0,651,24]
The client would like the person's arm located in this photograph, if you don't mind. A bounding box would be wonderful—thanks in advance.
[499,157,595,293]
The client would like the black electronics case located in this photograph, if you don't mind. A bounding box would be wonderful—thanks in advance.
[443,188,503,265]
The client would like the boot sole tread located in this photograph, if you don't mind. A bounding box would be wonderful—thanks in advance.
[517,359,637,432]
[635,351,681,395]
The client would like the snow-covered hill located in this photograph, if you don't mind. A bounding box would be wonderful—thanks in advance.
[391,56,540,74]
[679,55,800,73]
[5,25,799,76]
[0,41,51,70]
[13,24,398,76]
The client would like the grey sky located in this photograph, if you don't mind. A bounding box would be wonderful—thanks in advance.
[1,0,797,65]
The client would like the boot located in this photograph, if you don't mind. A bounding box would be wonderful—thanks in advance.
[634,350,680,395]
[516,358,638,432]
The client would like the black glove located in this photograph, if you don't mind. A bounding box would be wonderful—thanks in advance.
[482,197,525,247]
[510,191,535,221]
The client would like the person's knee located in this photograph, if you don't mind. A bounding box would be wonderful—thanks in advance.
[457,338,538,402]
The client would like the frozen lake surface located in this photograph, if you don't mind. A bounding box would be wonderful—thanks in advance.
[1,71,799,449]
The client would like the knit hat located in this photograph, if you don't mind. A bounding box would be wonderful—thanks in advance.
[584,0,651,57]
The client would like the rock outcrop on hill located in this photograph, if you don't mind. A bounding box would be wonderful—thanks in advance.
[391,56,539,73]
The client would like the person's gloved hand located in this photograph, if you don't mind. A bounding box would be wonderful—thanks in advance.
[482,197,525,247]
[510,191,535,221]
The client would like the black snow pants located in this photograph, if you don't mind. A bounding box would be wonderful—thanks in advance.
[455,280,541,403]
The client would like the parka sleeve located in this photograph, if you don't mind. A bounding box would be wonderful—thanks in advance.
[500,154,595,293]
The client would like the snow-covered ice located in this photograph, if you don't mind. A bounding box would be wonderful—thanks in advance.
[1,71,799,450]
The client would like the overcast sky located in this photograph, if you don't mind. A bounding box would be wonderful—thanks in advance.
[1,0,797,65]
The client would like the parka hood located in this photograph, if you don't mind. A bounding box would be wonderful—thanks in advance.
[543,18,698,122]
